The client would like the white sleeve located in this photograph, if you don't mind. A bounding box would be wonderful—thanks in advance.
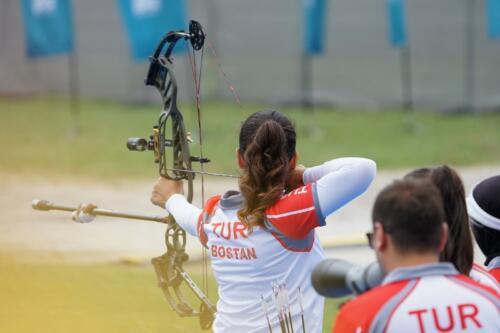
[164,194,202,237]
[303,157,376,218]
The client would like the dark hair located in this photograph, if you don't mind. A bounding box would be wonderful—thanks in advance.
[405,166,473,275]
[237,110,296,228]
[372,179,445,254]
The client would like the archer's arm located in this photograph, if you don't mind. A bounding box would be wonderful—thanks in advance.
[165,194,201,236]
[265,157,376,240]
[151,177,201,236]
[304,157,377,218]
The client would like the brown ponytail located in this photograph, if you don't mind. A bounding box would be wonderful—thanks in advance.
[430,166,474,275]
[237,110,296,229]
[405,165,474,275]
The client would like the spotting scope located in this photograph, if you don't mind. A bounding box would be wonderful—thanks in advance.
[311,259,384,298]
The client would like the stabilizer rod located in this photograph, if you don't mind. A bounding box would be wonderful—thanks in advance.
[32,199,170,224]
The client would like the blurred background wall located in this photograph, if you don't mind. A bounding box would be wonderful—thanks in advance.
[1,0,500,109]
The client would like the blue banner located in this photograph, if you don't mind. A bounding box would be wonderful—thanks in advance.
[117,0,188,61]
[304,0,327,55]
[487,0,500,39]
[20,0,74,58]
[386,0,408,48]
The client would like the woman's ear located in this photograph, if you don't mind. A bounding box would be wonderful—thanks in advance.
[236,148,245,169]
[437,222,449,253]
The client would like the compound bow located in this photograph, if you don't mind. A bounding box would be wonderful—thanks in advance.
[126,20,216,329]
[32,20,237,330]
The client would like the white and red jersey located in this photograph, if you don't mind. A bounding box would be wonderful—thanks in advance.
[203,184,325,333]
[165,157,377,333]
[333,263,500,333]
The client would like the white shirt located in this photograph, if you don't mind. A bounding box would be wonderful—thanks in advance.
[166,157,377,333]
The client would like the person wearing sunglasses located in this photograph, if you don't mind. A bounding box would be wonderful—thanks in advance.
[333,179,500,333]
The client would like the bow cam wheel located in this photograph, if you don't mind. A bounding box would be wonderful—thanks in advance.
[189,20,205,51]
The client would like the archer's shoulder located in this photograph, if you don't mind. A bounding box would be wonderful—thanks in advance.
[275,183,315,205]
[335,280,409,325]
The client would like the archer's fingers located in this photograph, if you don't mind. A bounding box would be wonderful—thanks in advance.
[153,177,184,196]
[150,191,166,208]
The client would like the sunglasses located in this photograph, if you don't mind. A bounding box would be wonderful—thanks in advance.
[366,232,374,249]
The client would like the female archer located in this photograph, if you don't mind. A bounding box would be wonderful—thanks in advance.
[405,166,499,290]
[151,110,376,333]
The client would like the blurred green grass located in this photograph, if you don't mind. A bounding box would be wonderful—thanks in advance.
[1,97,499,179]
[0,257,343,333]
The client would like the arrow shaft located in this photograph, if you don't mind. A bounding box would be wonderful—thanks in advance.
[32,200,169,224]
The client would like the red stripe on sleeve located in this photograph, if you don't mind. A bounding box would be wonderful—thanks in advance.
[197,195,221,248]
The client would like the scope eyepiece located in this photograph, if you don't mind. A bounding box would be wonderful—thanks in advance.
[127,138,149,151]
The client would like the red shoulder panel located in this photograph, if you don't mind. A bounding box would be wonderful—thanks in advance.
[332,281,409,333]
[265,184,321,239]
[489,268,500,284]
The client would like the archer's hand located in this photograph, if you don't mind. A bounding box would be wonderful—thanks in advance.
[72,203,97,223]
[286,164,306,191]
[150,177,184,208]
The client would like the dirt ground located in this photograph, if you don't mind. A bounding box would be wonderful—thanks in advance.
[1,164,498,265]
